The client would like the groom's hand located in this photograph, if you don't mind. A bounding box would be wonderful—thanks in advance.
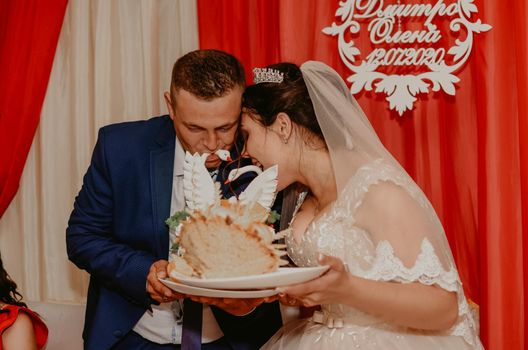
[190,295,279,316]
[147,259,185,303]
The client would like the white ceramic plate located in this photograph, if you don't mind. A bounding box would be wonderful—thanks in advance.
[160,278,279,298]
[168,266,330,290]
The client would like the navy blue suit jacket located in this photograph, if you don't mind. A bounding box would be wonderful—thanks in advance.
[66,116,282,350]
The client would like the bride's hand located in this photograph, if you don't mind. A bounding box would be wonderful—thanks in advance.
[277,293,303,307]
[278,254,351,307]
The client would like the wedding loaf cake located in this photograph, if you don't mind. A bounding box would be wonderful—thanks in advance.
[166,152,286,279]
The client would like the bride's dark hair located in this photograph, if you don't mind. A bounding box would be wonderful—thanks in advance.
[242,63,324,142]
[0,253,27,307]
[243,63,325,232]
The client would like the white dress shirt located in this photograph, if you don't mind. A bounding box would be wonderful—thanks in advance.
[133,137,224,344]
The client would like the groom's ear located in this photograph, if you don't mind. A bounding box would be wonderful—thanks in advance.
[164,91,175,120]
[275,112,293,140]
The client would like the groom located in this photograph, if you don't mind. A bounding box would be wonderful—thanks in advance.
[66,50,282,349]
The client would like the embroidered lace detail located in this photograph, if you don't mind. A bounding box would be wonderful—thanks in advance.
[359,238,460,290]
[289,191,308,226]
[344,159,437,224]
[356,238,479,346]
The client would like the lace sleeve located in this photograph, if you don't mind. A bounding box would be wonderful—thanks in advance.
[336,160,480,346]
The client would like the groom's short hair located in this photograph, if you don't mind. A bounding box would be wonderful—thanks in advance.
[170,49,245,103]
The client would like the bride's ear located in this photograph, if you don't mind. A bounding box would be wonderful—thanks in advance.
[274,112,293,143]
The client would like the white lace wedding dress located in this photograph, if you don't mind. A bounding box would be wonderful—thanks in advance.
[262,159,483,350]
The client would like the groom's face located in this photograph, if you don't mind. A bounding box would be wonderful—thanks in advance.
[165,87,242,169]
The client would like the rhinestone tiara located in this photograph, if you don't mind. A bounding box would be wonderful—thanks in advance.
[253,67,284,84]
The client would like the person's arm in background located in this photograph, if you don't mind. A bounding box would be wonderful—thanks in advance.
[2,312,37,350]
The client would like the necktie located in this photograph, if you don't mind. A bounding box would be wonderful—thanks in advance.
[181,169,218,349]
[181,298,202,349]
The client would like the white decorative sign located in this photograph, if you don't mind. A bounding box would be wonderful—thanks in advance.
[323,0,491,115]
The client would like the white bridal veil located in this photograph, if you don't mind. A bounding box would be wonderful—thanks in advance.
[297,61,480,346]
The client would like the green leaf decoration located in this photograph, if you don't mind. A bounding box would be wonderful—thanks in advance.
[266,210,281,225]
[165,210,190,230]
[170,242,180,255]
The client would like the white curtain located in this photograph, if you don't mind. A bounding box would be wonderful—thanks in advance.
[0,0,199,303]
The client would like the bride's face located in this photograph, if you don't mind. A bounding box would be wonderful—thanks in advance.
[240,113,280,168]
[240,112,289,189]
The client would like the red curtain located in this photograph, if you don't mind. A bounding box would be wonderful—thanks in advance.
[198,1,527,349]
[0,0,68,218]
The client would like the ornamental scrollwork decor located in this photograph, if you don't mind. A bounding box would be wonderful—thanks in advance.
[323,0,491,115]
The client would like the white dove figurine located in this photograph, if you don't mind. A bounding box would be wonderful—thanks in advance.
[214,149,232,162]
[238,165,278,210]
[183,151,221,211]
[225,165,263,184]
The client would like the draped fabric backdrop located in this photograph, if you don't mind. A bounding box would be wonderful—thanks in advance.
[0,0,198,302]
[197,1,527,349]
[0,0,68,219]
[0,0,525,349]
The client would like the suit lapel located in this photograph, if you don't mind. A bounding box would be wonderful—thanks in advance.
[150,121,175,258]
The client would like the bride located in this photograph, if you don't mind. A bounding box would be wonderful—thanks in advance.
[240,62,482,349]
